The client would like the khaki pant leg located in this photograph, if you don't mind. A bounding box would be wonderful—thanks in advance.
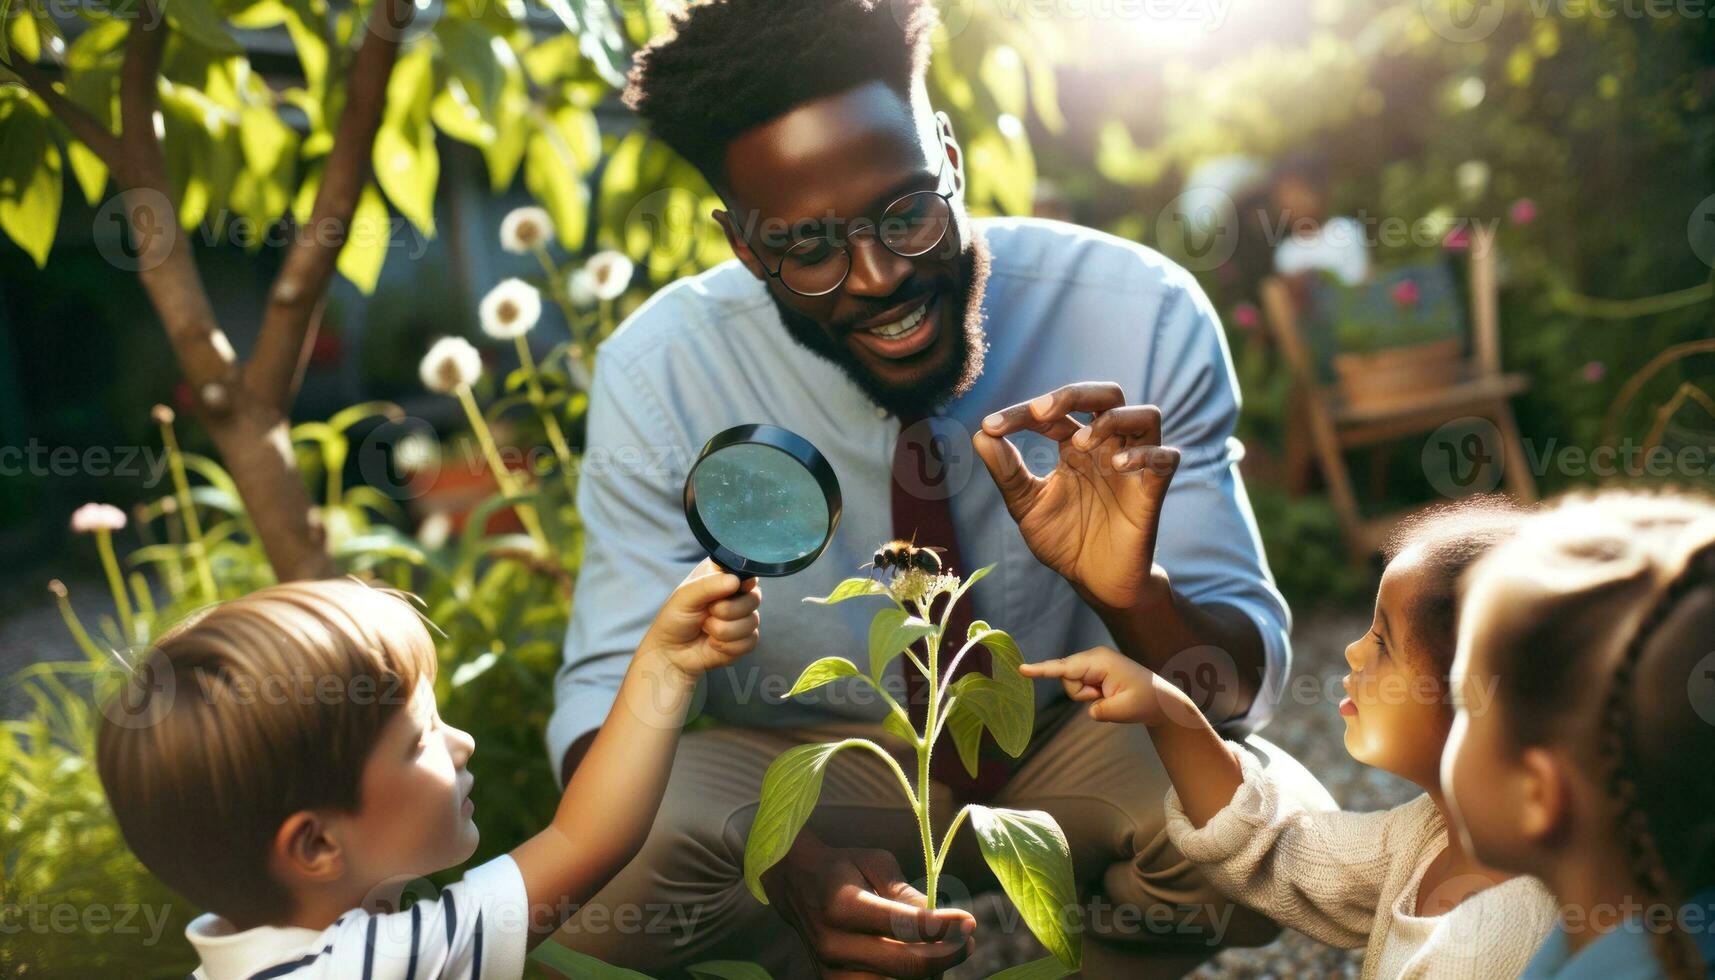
[544,721,948,980]
[980,702,1337,978]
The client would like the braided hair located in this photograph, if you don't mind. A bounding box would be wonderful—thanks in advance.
[1597,531,1715,980]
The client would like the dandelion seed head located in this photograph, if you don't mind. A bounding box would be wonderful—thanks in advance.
[585,250,634,301]
[419,336,483,394]
[499,206,553,254]
[479,278,542,339]
[152,404,176,426]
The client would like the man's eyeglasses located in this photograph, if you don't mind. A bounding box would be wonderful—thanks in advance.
[743,155,957,298]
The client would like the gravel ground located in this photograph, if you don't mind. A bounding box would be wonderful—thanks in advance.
[950,604,1418,980]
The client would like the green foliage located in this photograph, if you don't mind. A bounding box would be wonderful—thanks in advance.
[0,663,197,978]
[4,305,602,972]
[743,566,1083,972]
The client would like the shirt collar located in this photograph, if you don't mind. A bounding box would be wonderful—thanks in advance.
[187,912,328,979]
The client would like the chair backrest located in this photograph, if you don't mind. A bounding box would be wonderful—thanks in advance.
[1260,221,1505,393]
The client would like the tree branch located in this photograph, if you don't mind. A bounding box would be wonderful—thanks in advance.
[246,0,415,411]
[118,1,239,398]
[4,58,123,166]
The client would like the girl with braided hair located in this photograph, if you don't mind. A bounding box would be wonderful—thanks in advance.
[1442,490,1715,979]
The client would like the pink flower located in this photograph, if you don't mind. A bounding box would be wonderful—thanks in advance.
[1509,198,1538,226]
[1581,361,1606,383]
[71,503,128,534]
[1390,279,1421,308]
[1443,225,1471,252]
[1231,302,1261,330]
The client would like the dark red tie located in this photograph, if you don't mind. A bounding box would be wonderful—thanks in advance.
[891,414,1009,802]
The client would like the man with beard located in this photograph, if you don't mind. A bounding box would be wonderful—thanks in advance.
[546,1,1331,976]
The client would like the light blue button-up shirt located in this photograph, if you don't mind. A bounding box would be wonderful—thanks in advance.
[547,217,1291,772]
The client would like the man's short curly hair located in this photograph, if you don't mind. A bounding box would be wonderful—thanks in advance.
[623,0,939,187]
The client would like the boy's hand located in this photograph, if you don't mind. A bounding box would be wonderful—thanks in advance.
[1020,645,1203,728]
[642,559,761,681]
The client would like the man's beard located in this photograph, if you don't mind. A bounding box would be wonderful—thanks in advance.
[769,231,991,420]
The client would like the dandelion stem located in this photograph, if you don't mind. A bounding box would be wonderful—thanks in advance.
[48,580,106,663]
[94,529,136,644]
[157,415,217,601]
[513,334,579,499]
[454,385,550,550]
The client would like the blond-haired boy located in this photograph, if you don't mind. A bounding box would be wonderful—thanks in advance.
[98,561,760,979]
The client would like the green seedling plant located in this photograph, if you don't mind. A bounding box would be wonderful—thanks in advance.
[742,554,1083,975]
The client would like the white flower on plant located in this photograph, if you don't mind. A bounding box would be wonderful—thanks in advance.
[567,267,598,308]
[417,512,453,550]
[499,206,553,254]
[71,502,127,534]
[478,278,541,339]
[584,250,634,301]
[394,431,440,474]
[419,336,483,394]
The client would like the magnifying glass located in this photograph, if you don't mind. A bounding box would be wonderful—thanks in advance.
[683,424,842,578]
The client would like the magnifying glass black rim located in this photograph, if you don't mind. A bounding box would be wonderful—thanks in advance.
[684,423,843,578]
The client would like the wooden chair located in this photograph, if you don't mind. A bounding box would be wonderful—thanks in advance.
[1260,225,1538,562]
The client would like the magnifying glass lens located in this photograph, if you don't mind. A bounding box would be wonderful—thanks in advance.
[684,424,842,578]
[691,443,829,564]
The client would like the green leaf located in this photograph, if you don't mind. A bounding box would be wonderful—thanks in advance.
[524,117,587,245]
[867,607,935,681]
[785,657,860,698]
[335,182,390,293]
[160,0,241,54]
[280,0,328,97]
[373,43,437,235]
[966,621,1030,703]
[945,676,1029,758]
[803,576,888,605]
[986,954,1076,980]
[526,943,653,979]
[959,563,995,593]
[4,0,40,62]
[945,694,983,778]
[687,962,772,980]
[450,649,501,688]
[967,806,1081,969]
[0,94,62,268]
[882,709,918,746]
[530,0,628,88]
[744,739,866,903]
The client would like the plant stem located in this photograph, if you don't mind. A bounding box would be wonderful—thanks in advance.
[48,580,106,662]
[512,334,579,500]
[920,595,941,910]
[454,385,550,550]
[157,417,217,601]
[94,529,137,645]
[933,804,973,880]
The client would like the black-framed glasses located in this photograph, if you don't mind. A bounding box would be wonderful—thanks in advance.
[742,155,958,298]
